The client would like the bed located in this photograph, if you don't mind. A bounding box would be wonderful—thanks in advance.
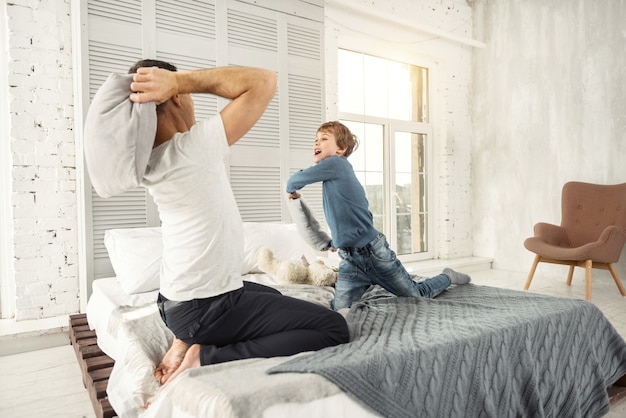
[85,223,626,418]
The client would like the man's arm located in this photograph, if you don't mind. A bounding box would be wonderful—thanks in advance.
[130,66,277,145]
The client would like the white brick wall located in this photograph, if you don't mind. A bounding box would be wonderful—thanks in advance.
[6,0,78,320]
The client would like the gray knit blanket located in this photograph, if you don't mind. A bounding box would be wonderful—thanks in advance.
[269,285,626,418]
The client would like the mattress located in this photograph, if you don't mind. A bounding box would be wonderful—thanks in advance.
[86,277,159,360]
[85,273,333,360]
[86,275,378,418]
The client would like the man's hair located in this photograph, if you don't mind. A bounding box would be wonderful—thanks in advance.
[128,59,177,74]
[318,121,359,157]
[128,59,178,112]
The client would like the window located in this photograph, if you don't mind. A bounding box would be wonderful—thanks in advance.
[338,49,432,260]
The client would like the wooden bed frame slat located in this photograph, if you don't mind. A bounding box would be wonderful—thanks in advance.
[69,313,118,418]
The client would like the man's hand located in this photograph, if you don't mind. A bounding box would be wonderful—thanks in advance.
[130,67,179,105]
[287,192,301,200]
[129,66,276,146]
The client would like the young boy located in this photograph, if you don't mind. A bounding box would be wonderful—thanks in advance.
[286,121,470,310]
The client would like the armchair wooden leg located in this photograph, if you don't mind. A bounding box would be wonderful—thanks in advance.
[585,260,592,301]
[566,266,575,286]
[608,263,626,297]
[524,255,540,290]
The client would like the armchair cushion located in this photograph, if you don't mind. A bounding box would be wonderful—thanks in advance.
[532,222,570,247]
[525,224,626,264]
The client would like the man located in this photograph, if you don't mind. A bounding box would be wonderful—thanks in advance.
[129,60,349,385]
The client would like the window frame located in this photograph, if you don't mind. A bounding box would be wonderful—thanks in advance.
[336,48,438,263]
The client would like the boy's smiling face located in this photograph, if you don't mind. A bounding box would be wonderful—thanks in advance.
[313,129,346,163]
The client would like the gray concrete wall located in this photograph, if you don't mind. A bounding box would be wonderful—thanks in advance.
[472,0,626,280]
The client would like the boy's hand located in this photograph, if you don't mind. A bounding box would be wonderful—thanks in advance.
[129,67,179,105]
[287,192,301,200]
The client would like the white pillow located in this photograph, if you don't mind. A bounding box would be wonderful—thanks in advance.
[242,222,319,274]
[105,224,318,292]
[286,198,332,251]
[104,227,162,294]
[84,73,156,198]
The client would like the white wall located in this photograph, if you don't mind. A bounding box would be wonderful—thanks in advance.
[471,0,626,279]
[3,0,79,320]
[1,0,15,319]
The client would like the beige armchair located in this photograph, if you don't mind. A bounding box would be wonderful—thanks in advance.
[523,181,626,300]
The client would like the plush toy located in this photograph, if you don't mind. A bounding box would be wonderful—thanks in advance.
[257,247,337,287]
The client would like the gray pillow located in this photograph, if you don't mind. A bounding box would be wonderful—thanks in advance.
[84,73,156,198]
[286,198,332,251]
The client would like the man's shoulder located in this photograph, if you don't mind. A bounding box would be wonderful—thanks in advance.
[190,114,224,137]
[177,115,228,151]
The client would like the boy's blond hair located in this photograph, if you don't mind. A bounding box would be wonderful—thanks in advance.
[318,121,359,158]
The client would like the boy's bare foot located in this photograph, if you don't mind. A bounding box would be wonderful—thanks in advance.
[155,338,190,384]
[161,343,201,384]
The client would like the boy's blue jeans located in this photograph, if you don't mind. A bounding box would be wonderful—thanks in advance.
[334,233,451,310]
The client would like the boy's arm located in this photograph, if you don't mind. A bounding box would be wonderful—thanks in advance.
[286,159,337,194]
[130,66,277,145]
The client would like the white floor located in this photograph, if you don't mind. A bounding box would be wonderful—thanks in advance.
[0,344,96,418]
[1,267,626,418]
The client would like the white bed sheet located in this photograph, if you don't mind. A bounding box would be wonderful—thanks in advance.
[86,273,288,359]
[87,277,159,360]
[87,275,379,418]
[137,355,380,418]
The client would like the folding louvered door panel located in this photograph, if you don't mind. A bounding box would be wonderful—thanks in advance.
[227,1,282,222]
[285,15,327,227]
[155,0,218,121]
[86,0,158,282]
[227,1,326,224]
[83,0,325,284]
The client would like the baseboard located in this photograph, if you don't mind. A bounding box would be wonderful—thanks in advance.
[0,314,70,356]
[404,256,493,277]
[0,328,70,356]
